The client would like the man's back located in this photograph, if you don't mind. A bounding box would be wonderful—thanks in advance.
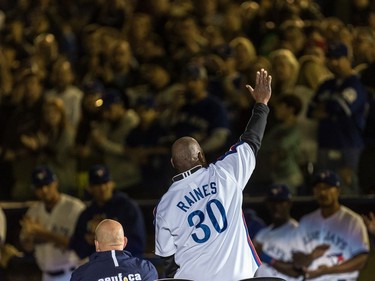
[155,140,261,280]
[71,250,157,281]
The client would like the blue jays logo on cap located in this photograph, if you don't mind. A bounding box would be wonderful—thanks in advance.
[266,184,291,201]
[312,170,341,187]
[31,166,57,188]
[89,164,111,185]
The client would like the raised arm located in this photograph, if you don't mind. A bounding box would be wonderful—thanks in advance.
[240,69,272,155]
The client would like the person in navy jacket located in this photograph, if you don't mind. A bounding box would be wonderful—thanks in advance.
[70,219,158,281]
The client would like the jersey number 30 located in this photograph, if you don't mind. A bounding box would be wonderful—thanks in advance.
[187,199,228,243]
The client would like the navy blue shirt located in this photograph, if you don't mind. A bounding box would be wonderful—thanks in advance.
[173,95,229,139]
[307,74,367,149]
[70,250,158,281]
[70,192,146,258]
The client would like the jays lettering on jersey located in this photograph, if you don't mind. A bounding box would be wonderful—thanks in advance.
[291,206,369,281]
[155,140,261,281]
[70,250,158,281]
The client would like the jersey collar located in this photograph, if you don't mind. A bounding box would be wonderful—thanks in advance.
[172,165,202,182]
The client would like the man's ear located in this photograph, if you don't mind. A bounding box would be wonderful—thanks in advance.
[198,152,207,167]
[123,236,128,249]
[170,158,175,168]
[95,240,100,252]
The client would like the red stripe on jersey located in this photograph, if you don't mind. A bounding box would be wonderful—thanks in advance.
[242,212,262,266]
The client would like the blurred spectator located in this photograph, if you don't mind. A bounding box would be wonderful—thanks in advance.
[307,42,368,195]
[220,3,245,41]
[267,49,303,135]
[2,71,45,200]
[76,24,106,83]
[32,97,77,195]
[353,27,375,194]
[170,63,230,162]
[69,164,146,259]
[90,0,132,30]
[167,15,208,70]
[101,39,141,97]
[19,166,85,281]
[32,33,61,89]
[297,38,332,92]
[295,38,332,174]
[127,13,166,64]
[46,57,83,131]
[89,89,141,191]
[127,97,170,199]
[74,81,105,192]
[278,20,307,57]
[269,48,300,96]
[252,95,304,195]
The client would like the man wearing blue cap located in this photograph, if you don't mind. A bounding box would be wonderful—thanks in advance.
[291,170,369,281]
[253,184,302,280]
[19,166,85,281]
[169,63,230,162]
[69,164,146,259]
[307,41,368,195]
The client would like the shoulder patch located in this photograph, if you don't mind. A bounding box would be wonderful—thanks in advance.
[342,88,357,104]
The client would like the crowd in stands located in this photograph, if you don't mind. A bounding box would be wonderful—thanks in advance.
[1,0,375,201]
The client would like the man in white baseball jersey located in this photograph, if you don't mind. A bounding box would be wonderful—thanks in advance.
[20,166,85,281]
[292,170,369,281]
[154,69,272,280]
[253,184,302,280]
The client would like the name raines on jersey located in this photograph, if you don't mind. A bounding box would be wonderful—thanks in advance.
[98,273,142,281]
[176,182,217,212]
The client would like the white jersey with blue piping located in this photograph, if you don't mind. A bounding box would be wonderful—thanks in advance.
[155,140,261,281]
[25,194,85,272]
[254,218,302,280]
[292,205,369,281]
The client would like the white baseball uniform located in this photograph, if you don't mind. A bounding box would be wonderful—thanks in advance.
[25,194,85,281]
[292,206,369,281]
[254,218,303,281]
[155,141,261,281]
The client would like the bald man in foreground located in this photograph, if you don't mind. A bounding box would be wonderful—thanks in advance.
[154,69,272,280]
[70,219,158,281]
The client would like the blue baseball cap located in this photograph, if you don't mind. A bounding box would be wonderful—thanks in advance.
[266,184,292,201]
[89,164,111,185]
[31,166,57,188]
[326,42,348,58]
[312,170,341,187]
